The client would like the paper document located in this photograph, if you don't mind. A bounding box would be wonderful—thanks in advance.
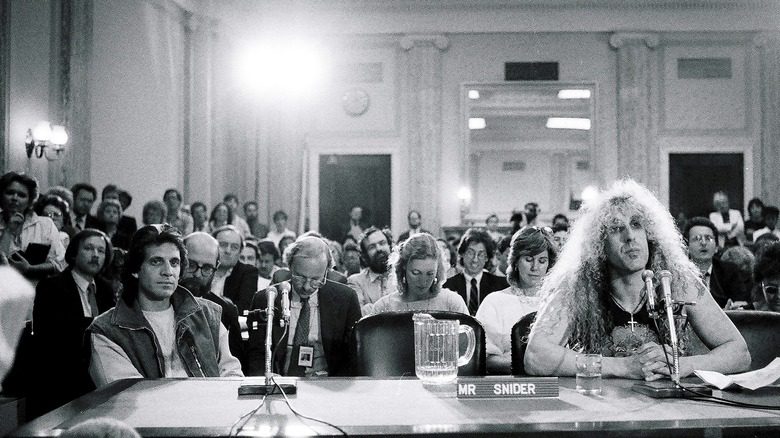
[694,357,780,390]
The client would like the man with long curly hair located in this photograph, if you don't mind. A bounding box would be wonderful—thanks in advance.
[525,179,750,381]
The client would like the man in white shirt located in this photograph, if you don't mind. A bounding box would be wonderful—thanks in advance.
[266,210,296,250]
[709,191,745,248]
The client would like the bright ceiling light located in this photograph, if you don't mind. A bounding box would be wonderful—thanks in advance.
[468,90,480,99]
[457,187,472,202]
[235,39,328,97]
[546,117,591,130]
[469,118,486,130]
[557,89,591,99]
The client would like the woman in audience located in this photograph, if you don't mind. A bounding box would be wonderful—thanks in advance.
[436,237,459,279]
[278,235,296,263]
[208,202,233,231]
[371,233,468,314]
[327,239,345,274]
[97,199,131,250]
[141,200,167,226]
[475,226,557,374]
[34,194,75,248]
[486,213,503,242]
[0,171,66,279]
[744,197,765,243]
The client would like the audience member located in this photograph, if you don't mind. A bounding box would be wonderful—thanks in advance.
[397,210,429,244]
[101,184,137,237]
[32,229,115,414]
[709,191,745,248]
[753,241,780,312]
[327,239,344,273]
[443,228,508,315]
[485,214,503,242]
[754,231,780,253]
[551,223,569,252]
[141,200,166,226]
[223,194,251,237]
[719,245,756,310]
[476,226,557,374]
[436,237,459,279]
[267,210,296,249]
[246,236,361,376]
[278,235,296,262]
[752,205,780,241]
[0,268,35,392]
[239,239,258,267]
[343,205,367,243]
[69,183,99,231]
[88,224,243,387]
[34,193,74,247]
[524,202,540,227]
[493,234,512,277]
[44,186,74,213]
[0,172,66,279]
[743,197,765,243]
[525,179,749,380]
[243,201,269,238]
[348,226,396,315]
[271,232,349,285]
[181,232,245,368]
[190,201,209,232]
[342,242,362,276]
[163,189,194,235]
[509,209,524,234]
[372,233,468,314]
[208,202,232,231]
[211,225,258,315]
[552,213,570,229]
[256,240,280,290]
[96,199,132,250]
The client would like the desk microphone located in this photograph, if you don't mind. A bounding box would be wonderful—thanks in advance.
[642,270,656,316]
[659,270,680,385]
[280,282,291,328]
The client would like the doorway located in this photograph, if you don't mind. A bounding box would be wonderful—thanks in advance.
[318,154,391,243]
[669,153,744,224]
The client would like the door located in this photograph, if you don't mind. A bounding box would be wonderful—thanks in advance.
[319,154,391,243]
[669,153,743,224]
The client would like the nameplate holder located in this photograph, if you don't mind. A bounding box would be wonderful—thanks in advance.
[456,377,559,399]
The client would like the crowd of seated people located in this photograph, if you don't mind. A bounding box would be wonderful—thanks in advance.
[1,169,776,423]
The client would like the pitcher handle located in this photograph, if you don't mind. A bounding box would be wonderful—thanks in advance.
[457,324,476,367]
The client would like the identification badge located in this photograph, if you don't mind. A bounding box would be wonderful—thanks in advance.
[298,346,314,368]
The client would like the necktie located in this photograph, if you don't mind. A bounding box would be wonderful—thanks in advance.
[288,297,310,376]
[468,278,479,315]
[76,216,84,231]
[87,282,99,317]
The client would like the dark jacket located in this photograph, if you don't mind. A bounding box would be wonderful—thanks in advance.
[443,272,508,315]
[88,287,223,379]
[709,257,753,307]
[32,269,115,412]
[199,290,246,370]
[246,280,362,377]
[223,262,259,315]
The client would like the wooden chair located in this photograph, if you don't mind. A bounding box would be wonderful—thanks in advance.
[510,311,537,376]
[725,310,780,371]
[350,311,486,377]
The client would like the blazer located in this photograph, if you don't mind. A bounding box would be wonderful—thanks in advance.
[223,262,259,315]
[709,258,753,308]
[32,269,115,413]
[246,280,362,377]
[443,272,508,315]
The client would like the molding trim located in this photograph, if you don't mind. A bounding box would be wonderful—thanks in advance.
[0,0,8,172]
[400,34,450,51]
[609,32,660,49]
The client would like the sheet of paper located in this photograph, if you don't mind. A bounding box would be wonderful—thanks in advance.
[695,357,780,390]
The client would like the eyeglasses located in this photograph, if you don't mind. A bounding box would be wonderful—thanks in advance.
[762,281,779,300]
[186,262,217,277]
[691,235,715,244]
[44,210,63,218]
[525,225,553,236]
[291,273,327,289]
[218,241,241,252]
[464,249,488,260]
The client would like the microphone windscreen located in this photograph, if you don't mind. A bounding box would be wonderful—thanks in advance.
[642,270,654,282]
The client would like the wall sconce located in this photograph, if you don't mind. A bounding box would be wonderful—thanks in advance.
[25,121,68,160]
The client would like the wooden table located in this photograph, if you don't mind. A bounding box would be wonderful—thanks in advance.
[10,377,780,437]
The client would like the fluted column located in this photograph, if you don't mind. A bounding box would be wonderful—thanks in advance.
[754,33,780,206]
[400,34,448,233]
[0,1,8,171]
[610,32,660,192]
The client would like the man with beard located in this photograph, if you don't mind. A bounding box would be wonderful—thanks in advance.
[31,229,116,414]
[181,232,245,368]
[348,227,396,315]
[443,228,508,315]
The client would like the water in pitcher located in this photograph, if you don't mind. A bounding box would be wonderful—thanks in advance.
[415,323,458,384]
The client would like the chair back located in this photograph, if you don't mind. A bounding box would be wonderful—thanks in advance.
[351,311,486,377]
[510,311,537,376]
[725,310,780,371]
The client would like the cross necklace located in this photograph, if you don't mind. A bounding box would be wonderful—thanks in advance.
[611,292,647,332]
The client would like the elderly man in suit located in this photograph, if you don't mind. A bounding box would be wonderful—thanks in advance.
[32,229,116,414]
[443,228,508,315]
[246,236,361,377]
[211,225,259,315]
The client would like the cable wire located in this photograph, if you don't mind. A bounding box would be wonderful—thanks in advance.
[229,394,267,437]
[271,376,348,436]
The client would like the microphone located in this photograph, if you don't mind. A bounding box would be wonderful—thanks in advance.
[264,285,277,381]
[280,282,291,328]
[658,270,680,385]
[642,270,656,316]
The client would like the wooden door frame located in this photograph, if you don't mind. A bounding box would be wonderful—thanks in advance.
[305,135,401,236]
[660,144,753,212]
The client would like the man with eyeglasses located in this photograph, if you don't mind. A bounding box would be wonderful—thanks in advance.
[246,236,361,377]
[753,241,780,312]
[181,232,245,368]
[211,225,258,315]
[684,217,750,309]
[443,228,508,315]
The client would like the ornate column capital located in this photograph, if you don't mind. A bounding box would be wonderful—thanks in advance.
[609,32,660,50]
[400,34,449,52]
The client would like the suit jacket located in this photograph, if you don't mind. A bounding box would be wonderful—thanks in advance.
[246,280,362,377]
[272,267,349,285]
[223,262,259,315]
[709,258,752,308]
[200,290,246,370]
[118,215,138,236]
[32,269,115,413]
[443,272,508,315]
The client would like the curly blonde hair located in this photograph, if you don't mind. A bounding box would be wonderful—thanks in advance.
[535,179,705,354]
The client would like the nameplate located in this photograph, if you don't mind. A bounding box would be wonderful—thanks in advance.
[456,377,559,399]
